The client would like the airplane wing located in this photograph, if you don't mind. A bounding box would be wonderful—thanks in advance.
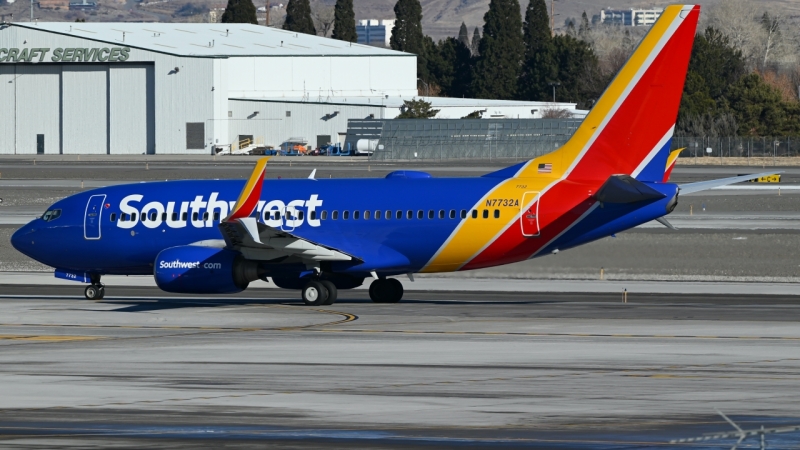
[219,217,360,262]
[216,157,361,264]
[679,171,782,195]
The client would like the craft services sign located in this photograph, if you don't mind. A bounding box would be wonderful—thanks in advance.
[0,47,131,63]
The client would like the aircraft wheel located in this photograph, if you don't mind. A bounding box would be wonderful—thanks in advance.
[385,278,403,303]
[320,280,337,305]
[85,284,104,300]
[369,279,403,304]
[302,280,328,306]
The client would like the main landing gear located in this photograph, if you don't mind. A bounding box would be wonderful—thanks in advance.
[368,278,403,303]
[84,274,105,300]
[301,279,338,306]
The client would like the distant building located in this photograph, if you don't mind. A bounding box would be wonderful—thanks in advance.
[38,0,69,8]
[356,20,394,47]
[595,8,663,27]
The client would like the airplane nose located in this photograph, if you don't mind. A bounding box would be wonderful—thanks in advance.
[10,224,35,257]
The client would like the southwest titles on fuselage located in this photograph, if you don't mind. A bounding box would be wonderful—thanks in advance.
[118,193,323,229]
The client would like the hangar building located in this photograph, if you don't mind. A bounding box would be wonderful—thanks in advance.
[0,22,581,155]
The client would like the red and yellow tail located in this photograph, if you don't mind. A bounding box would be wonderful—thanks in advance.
[519,4,700,182]
[421,5,701,273]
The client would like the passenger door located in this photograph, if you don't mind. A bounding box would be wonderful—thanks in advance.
[84,194,106,240]
[520,191,540,237]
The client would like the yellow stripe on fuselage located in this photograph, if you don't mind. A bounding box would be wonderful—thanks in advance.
[421,168,558,273]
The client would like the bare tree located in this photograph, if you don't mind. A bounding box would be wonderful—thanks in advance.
[310,1,334,37]
[541,107,573,119]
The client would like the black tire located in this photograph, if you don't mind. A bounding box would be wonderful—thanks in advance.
[302,280,328,306]
[320,280,337,305]
[369,279,403,303]
[386,278,403,303]
[368,279,385,303]
[84,285,101,300]
[96,286,105,300]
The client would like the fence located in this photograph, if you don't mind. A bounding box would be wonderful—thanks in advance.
[366,119,582,161]
[359,116,800,162]
[673,136,800,159]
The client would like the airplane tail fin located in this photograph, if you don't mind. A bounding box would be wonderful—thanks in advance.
[519,5,700,182]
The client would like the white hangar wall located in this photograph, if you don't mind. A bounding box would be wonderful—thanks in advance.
[0,25,217,155]
[227,99,384,149]
[225,55,416,98]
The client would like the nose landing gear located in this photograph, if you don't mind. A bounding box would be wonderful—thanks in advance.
[84,284,105,300]
[84,274,105,300]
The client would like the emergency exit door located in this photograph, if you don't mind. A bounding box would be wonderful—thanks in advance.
[84,194,106,240]
[520,191,540,237]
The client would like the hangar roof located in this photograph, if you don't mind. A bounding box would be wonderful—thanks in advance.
[9,22,412,58]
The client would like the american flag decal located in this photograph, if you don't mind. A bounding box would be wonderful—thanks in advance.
[538,163,552,174]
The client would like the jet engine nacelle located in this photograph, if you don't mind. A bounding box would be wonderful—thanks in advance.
[154,245,261,294]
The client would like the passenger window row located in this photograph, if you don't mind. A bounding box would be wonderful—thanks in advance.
[108,209,503,223]
[110,211,223,223]
[312,209,502,220]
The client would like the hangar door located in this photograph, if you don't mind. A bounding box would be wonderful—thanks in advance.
[5,65,61,155]
[0,63,154,155]
[109,64,155,155]
[0,66,14,154]
[62,65,108,154]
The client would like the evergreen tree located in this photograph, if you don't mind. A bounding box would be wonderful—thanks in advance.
[221,0,257,25]
[678,27,746,134]
[283,0,316,35]
[551,33,597,104]
[390,0,427,80]
[727,73,799,136]
[458,22,470,47]
[331,0,357,42]
[519,0,555,101]
[471,0,524,99]
[578,11,590,36]
[428,37,473,98]
[396,98,440,118]
[471,27,481,56]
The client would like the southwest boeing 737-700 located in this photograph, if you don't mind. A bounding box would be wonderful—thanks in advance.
[10,4,774,305]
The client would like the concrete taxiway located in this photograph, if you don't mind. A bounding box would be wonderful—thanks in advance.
[0,282,799,448]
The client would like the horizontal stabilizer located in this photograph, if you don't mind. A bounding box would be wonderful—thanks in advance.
[594,175,666,204]
[679,172,782,195]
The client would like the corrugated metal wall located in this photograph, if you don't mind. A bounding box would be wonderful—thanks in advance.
[0,66,14,154]
[2,26,215,154]
[15,65,60,154]
[154,56,214,154]
[228,100,383,149]
[62,65,108,154]
[110,64,155,154]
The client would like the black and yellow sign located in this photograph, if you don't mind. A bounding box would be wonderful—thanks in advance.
[0,47,131,63]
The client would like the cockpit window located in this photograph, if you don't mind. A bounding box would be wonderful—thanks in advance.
[41,209,62,222]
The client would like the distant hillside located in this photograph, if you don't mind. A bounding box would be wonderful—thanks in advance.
[358,0,800,41]
[1,0,798,42]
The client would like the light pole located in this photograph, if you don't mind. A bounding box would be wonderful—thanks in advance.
[549,82,560,103]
